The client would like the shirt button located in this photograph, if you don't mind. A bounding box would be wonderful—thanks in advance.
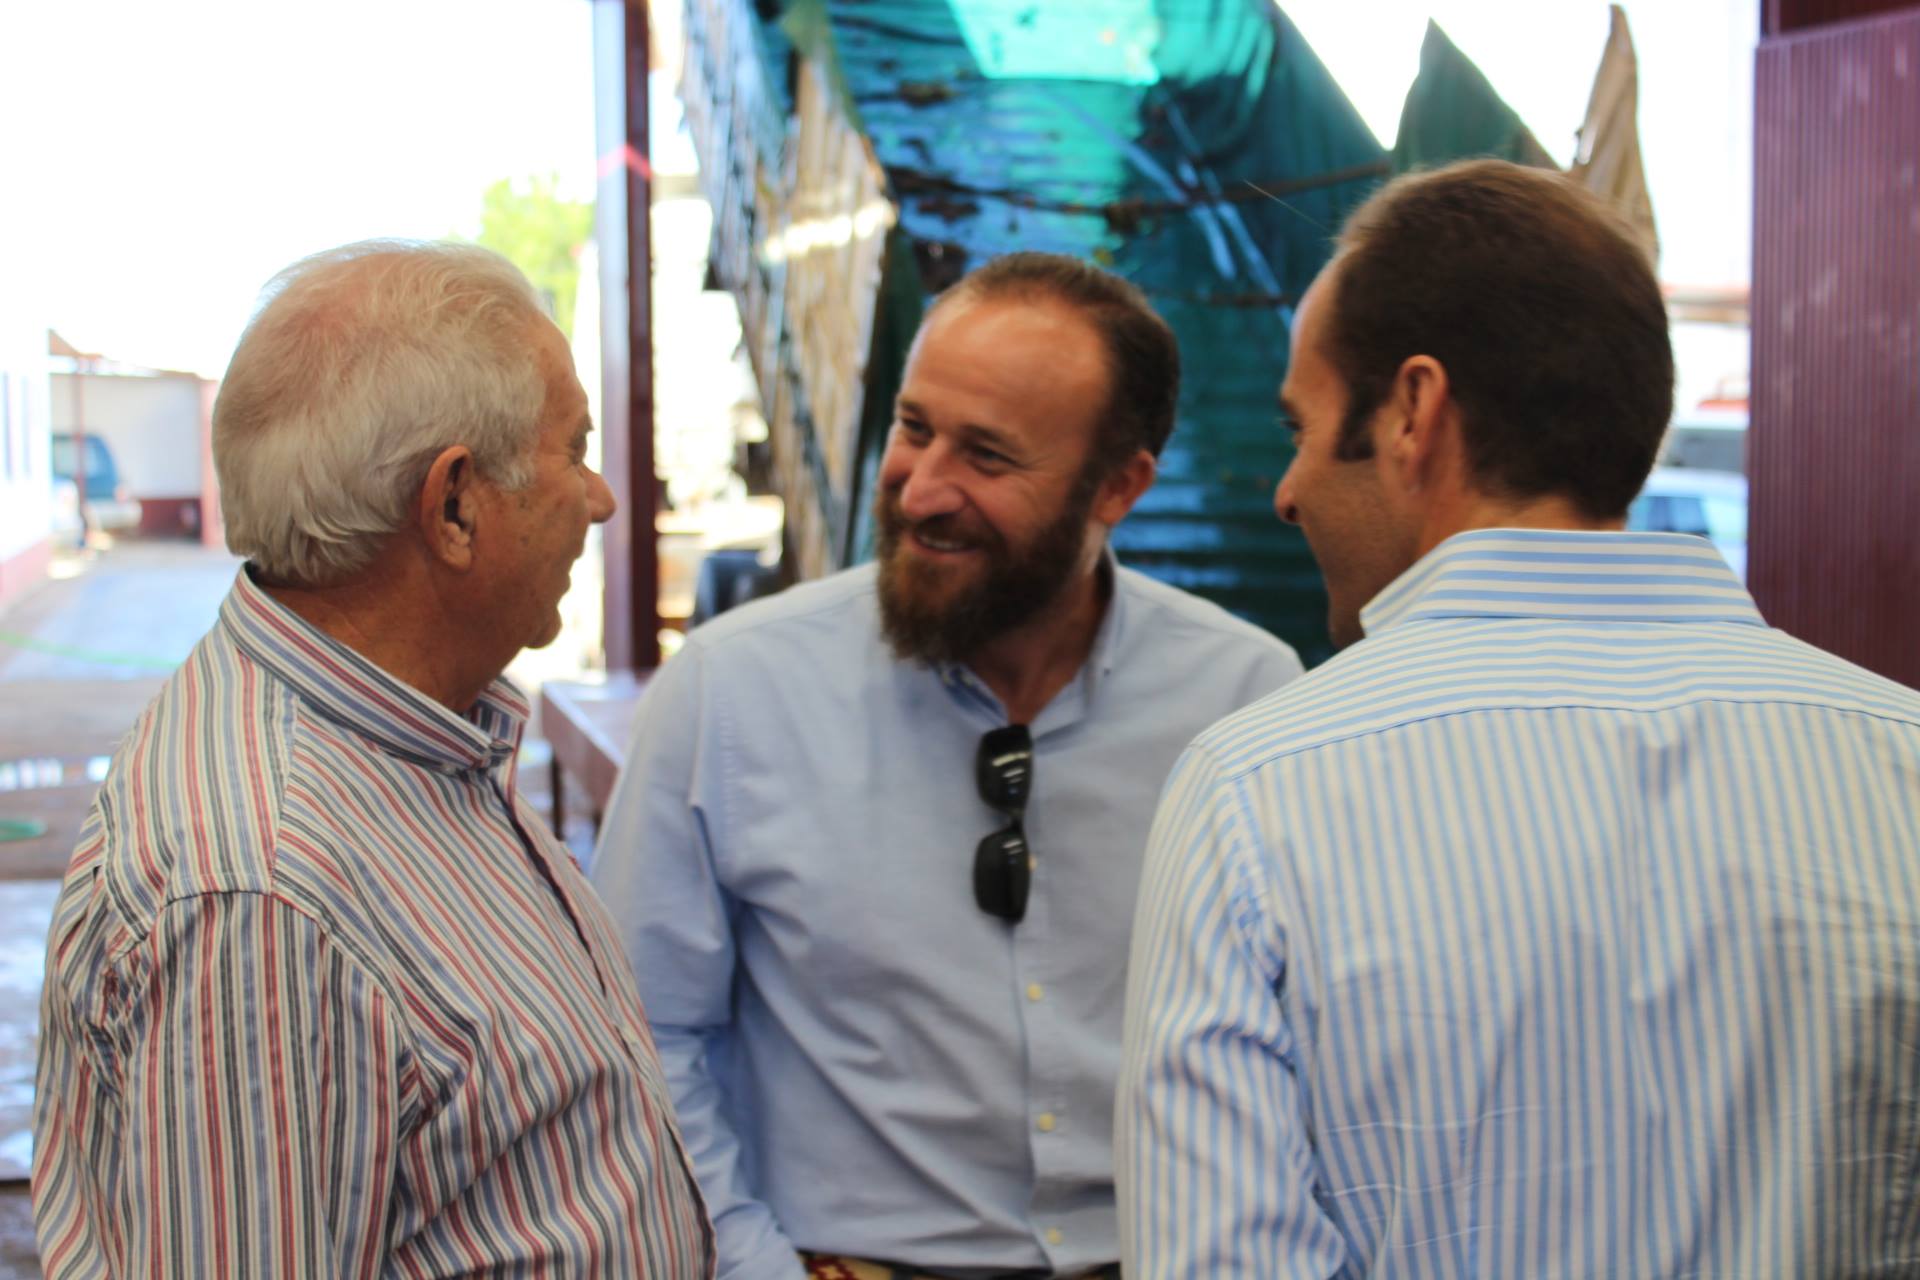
[1046,1228,1064,1246]
[1036,1112,1057,1133]
[1026,983,1044,1002]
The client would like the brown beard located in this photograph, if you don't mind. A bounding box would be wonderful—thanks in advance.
[874,466,1102,666]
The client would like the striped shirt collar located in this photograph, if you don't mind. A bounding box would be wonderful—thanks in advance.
[1361,528,1766,637]
[220,566,526,772]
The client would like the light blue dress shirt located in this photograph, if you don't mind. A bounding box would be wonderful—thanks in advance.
[592,556,1301,1279]
[1119,529,1920,1278]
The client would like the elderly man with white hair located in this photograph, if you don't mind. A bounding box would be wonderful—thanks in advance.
[31,241,714,1278]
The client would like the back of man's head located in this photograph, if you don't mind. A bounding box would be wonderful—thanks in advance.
[934,251,1181,475]
[1328,159,1673,519]
[214,240,546,587]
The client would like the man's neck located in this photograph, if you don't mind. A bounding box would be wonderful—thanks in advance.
[258,561,499,714]
[965,556,1112,726]
[1414,490,1625,558]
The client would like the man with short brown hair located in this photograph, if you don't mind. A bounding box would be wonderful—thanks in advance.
[1118,159,1920,1278]
[593,252,1302,1279]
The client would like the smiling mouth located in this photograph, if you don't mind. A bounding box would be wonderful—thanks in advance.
[910,529,980,554]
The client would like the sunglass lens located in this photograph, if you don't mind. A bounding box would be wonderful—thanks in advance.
[973,825,1031,923]
[976,725,1033,812]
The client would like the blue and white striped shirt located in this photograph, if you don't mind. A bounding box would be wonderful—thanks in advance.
[1118,529,1920,1278]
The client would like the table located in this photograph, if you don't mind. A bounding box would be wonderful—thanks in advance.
[537,674,650,836]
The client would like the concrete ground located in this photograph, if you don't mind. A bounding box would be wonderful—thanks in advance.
[0,539,237,882]
[0,538,598,1277]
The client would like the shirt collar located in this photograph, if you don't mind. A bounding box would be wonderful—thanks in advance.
[1361,529,1767,637]
[1086,543,1127,682]
[221,566,526,772]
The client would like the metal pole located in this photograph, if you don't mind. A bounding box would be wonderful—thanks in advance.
[625,0,657,668]
[72,358,89,542]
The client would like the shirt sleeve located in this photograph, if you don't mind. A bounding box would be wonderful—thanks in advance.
[1115,744,1347,1280]
[591,645,805,1280]
[34,889,404,1279]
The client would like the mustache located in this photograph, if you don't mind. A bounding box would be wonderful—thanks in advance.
[876,494,996,551]
[903,515,977,543]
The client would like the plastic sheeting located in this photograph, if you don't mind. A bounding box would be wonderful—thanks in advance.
[782,0,1387,662]
[695,0,1606,662]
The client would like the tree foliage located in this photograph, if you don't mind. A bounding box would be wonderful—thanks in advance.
[474,174,594,340]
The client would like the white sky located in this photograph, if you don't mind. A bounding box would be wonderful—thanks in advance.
[1283,0,1758,289]
[2,0,600,376]
[1,0,1754,377]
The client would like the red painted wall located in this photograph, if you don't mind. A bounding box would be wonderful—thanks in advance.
[1766,0,1914,35]
[0,537,51,613]
[137,497,202,539]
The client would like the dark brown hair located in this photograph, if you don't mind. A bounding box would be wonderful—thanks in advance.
[1328,159,1673,519]
[934,251,1180,473]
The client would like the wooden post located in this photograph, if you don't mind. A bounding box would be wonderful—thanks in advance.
[592,0,659,670]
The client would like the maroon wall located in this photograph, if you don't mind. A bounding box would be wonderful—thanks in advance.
[1765,0,1913,35]
[591,0,659,670]
[1751,4,1920,688]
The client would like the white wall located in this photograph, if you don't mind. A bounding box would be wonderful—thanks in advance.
[0,320,53,569]
[50,370,206,498]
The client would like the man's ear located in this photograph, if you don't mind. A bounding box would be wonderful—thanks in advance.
[417,445,480,571]
[1381,355,1454,497]
[1092,448,1158,528]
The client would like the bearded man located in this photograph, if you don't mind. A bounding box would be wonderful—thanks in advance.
[591,253,1301,1280]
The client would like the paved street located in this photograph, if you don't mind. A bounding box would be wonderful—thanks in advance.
[0,541,237,882]
[0,542,239,684]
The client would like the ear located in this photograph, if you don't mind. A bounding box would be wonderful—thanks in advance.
[416,445,480,571]
[1091,448,1158,528]
[1380,355,1454,498]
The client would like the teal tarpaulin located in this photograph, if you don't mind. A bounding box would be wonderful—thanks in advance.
[736,0,1569,663]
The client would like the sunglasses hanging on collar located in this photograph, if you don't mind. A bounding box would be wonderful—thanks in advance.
[973,724,1034,923]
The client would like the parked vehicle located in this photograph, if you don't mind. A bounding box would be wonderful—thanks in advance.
[1659,407,1747,473]
[1628,466,1748,579]
[51,432,141,534]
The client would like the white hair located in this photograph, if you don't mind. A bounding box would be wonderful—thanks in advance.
[213,239,549,585]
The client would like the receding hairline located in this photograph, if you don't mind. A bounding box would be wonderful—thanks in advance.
[903,290,1117,403]
[913,250,1182,464]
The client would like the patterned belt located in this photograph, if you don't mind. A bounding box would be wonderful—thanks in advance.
[803,1252,1121,1280]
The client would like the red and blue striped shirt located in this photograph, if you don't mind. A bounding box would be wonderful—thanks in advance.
[33,567,714,1278]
